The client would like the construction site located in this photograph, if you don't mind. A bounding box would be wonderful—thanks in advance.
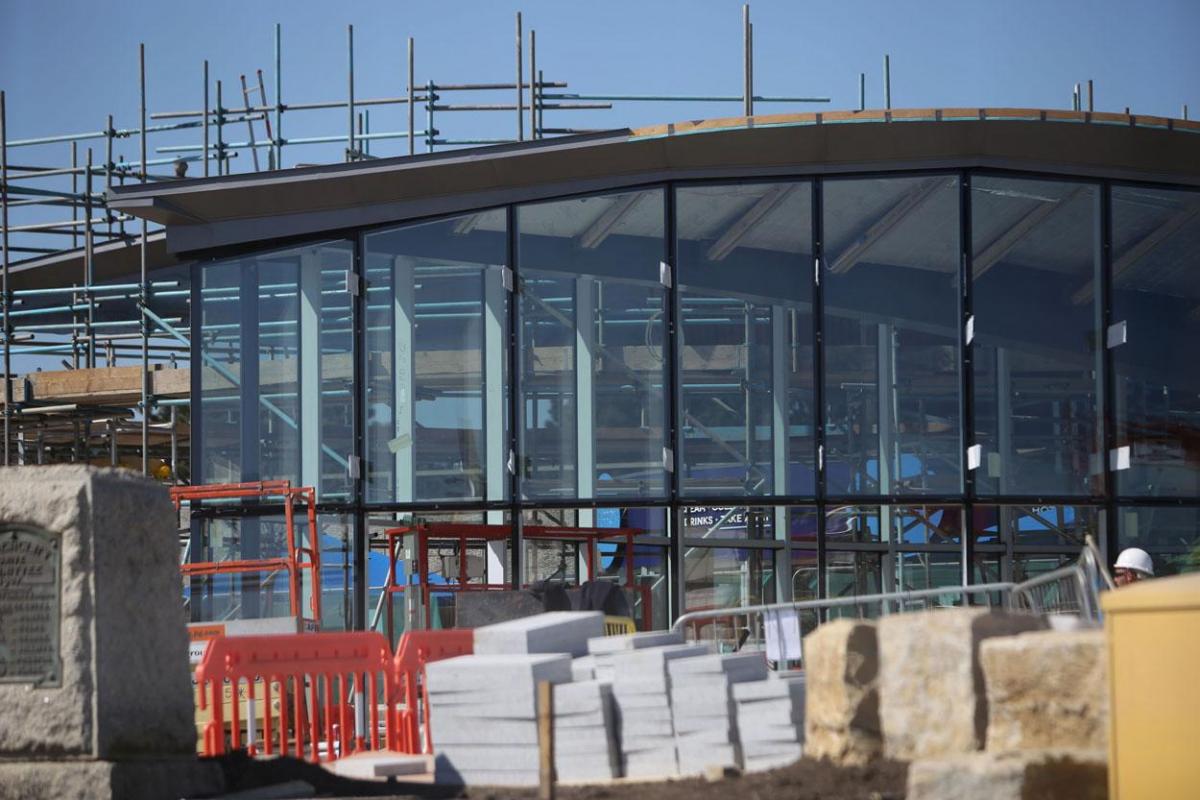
[1,3,1198,799]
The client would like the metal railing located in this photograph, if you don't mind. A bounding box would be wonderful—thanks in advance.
[672,537,1114,662]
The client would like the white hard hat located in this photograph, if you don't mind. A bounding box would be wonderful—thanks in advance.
[1115,547,1155,577]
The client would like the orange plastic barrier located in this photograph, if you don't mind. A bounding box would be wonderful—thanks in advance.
[195,632,393,763]
[391,629,475,753]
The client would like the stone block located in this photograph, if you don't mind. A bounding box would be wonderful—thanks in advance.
[906,749,1107,800]
[878,608,1046,760]
[473,611,605,657]
[0,466,195,761]
[0,758,224,800]
[802,619,881,766]
[588,629,683,654]
[981,629,1108,752]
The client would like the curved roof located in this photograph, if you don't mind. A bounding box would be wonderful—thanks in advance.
[108,108,1200,256]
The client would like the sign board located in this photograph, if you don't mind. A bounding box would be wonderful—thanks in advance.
[764,607,803,663]
[0,525,62,687]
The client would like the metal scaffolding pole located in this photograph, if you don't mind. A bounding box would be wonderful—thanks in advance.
[274,23,283,169]
[347,24,356,161]
[85,148,95,368]
[884,54,892,109]
[203,61,209,177]
[216,79,224,175]
[407,37,415,156]
[529,29,537,139]
[1,91,10,467]
[743,5,753,116]
[140,43,150,475]
[104,114,114,235]
[516,12,523,141]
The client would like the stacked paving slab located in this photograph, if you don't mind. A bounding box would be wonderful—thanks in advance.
[552,680,620,782]
[669,652,769,775]
[605,642,713,778]
[428,612,607,787]
[734,674,806,772]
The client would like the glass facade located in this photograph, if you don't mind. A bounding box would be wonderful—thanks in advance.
[190,172,1200,630]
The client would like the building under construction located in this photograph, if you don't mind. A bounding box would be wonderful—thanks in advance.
[3,9,1199,636]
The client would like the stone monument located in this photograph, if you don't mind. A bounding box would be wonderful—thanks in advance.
[0,466,223,799]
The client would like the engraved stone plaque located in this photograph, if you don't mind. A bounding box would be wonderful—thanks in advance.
[0,524,62,686]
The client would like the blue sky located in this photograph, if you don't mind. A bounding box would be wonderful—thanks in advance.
[2,0,1197,172]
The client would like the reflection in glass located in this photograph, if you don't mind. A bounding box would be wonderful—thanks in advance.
[1118,506,1200,578]
[823,175,962,496]
[684,547,776,612]
[197,241,354,492]
[676,182,815,496]
[364,210,508,503]
[972,505,1103,550]
[825,551,883,602]
[681,505,775,541]
[971,177,1103,496]
[825,504,963,545]
[518,189,667,500]
[199,259,243,484]
[188,513,326,624]
[1111,186,1200,497]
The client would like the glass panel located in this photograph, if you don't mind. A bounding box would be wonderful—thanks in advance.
[364,210,508,503]
[197,241,353,490]
[972,504,1104,550]
[199,259,243,484]
[523,507,669,631]
[823,175,962,496]
[971,177,1103,496]
[1118,506,1200,578]
[676,182,815,496]
[974,553,1074,585]
[825,504,963,545]
[683,547,776,612]
[518,189,667,500]
[681,505,776,541]
[317,514,355,631]
[255,251,301,484]
[316,253,356,500]
[824,550,883,601]
[188,513,321,624]
[1111,186,1200,496]
[893,551,962,596]
[366,510,488,642]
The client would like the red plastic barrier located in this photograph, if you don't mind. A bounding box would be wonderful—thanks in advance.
[195,632,393,763]
[390,629,474,753]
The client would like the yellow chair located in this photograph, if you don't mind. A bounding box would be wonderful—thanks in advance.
[603,616,637,635]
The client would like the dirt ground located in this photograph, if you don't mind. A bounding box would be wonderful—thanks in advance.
[211,752,907,800]
[473,759,907,800]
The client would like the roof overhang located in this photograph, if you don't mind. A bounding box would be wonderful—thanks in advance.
[107,109,1200,258]
[5,231,181,291]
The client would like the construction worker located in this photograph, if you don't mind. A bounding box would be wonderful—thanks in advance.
[1113,547,1155,587]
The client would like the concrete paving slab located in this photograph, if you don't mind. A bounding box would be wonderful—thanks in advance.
[588,630,684,654]
[473,611,605,657]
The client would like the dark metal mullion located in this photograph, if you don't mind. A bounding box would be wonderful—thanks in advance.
[681,537,785,550]
[812,177,828,607]
[1100,180,1118,563]
[351,233,367,630]
[507,204,523,587]
[666,183,685,622]
[188,262,204,622]
[960,170,976,592]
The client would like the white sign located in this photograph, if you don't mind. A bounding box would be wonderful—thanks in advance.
[764,607,802,662]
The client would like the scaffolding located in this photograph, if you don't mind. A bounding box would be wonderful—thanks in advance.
[0,6,832,477]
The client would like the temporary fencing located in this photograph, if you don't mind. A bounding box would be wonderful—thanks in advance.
[195,631,394,762]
